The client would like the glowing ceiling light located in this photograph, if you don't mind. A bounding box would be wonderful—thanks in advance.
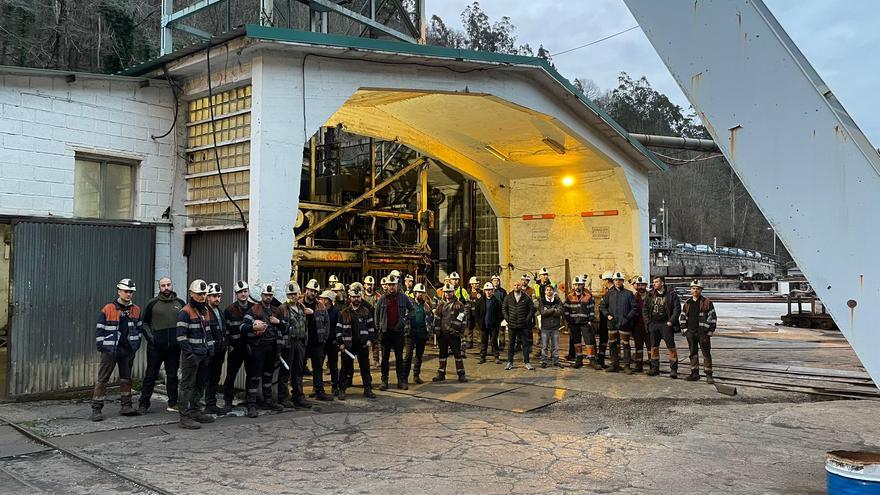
[562,175,575,187]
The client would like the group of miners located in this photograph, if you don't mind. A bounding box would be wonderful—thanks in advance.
[89,268,716,428]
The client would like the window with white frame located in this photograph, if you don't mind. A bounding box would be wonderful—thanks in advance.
[73,155,137,219]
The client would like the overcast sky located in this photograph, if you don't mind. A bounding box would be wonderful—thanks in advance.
[429,0,880,146]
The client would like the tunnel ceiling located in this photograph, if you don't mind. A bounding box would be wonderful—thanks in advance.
[327,89,615,180]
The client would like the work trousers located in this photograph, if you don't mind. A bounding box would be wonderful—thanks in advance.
[285,340,306,401]
[437,332,465,376]
[380,331,406,383]
[480,324,500,359]
[179,353,209,416]
[686,330,713,374]
[631,324,646,369]
[598,317,609,362]
[341,344,372,389]
[93,350,134,403]
[245,342,277,406]
[403,334,428,379]
[507,326,531,364]
[275,344,292,402]
[648,321,678,371]
[464,319,476,348]
[222,345,247,405]
[307,344,326,396]
[139,339,180,408]
[323,338,340,390]
[570,324,597,360]
[204,349,225,407]
[540,328,560,365]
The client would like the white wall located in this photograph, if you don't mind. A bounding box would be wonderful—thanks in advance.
[0,70,187,291]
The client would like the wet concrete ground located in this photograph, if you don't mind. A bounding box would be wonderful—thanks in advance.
[0,302,876,494]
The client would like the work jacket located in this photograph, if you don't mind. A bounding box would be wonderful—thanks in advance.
[241,302,283,346]
[539,295,564,332]
[281,301,308,345]
[437,298,467,336]
[142,292,185,347]
[680,296,717,334]
[375,292,415,337]
[643,288,682,328]
[600,286,637,331]
[95,300,143,354]
[563,290,595,327]
[176,299,217,357]
[336,304,376,348]
[223,301,252,350]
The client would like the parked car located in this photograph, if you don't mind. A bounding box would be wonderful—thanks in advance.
[695,244,711,254]
[754,252,762,260]
[746,251,755,258]
[718,247,731,256]
[736,248,746,257]
[679,242,696,253]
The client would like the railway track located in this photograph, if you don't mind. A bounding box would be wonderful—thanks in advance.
[0,414,171,494]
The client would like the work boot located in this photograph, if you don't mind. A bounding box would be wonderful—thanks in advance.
[573,357,583,369]
[413,374,424,384]
[136,404,150,415]
[337,389,347,401]
[494,357,502,364]
[647,360,660,376]
[193,411,215,423]
[705,371,715,385]
[525,363,535,371]
[90,403,104,422]
[504,362,514,371]
[119,396,140,416]
[685,370,700,381]
[280,399,297,409]
[265,401,284,411]
[331,385,339,397]
[379,379,389,391]
[457,373,468,383]
[398,380,408,390]
[432,372,446,382]
[363,387,377,399]
[669,368,678,379]
[179,413,202,430]
[247,405,258,418]
[478,356,486,364]
[315,392,334,401]
[293,397,313,409]
[590,359,602,370]
[597,354,606,369]
[204,404,226,415]
[634,362,644,374]
[224,401,234,414]
[541,362,548,369]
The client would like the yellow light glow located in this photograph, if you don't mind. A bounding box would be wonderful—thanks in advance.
[562,175,575,187]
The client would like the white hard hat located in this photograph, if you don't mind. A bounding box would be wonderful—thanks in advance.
[573,276,586,285]
[189,279,208,294]
[328,275,339,284]
[305,279,320,291]
[390,269,401,278]
[380,276,389,285]
[404,274,414,282]
[388,275,400,285]
[469,276,479,285]
[601,271,613,280]
[613,272,625,280]
[319,290,335,300]
[363,275,375,284]
[117,278,137,291]
[261,283,276,295]
[449,272,460,280]
[482,282,494,290]
[538,267,549,276]
[286,282,301,294]
[233,280,249,292]
[348,286,363,297]
[521,273,532,281]
[207,283,223,295]
[413,283,426,293]
[690,279,703,288]
[491,274,500,281]
[634,276,648,285]
[443,283,455,292]
[333,282,345,291]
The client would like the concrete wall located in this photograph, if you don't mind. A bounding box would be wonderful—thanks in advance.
[509,170,647,289]
[0,70,187,290]
[652,251,776,278]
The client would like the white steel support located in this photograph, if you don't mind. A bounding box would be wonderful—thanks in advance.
[624,0,880,384]
[249,54,304,290]
[161,0,174,55]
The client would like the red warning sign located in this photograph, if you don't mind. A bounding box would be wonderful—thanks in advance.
[581,210,619,217]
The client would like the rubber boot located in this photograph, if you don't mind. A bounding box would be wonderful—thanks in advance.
[432,359,447,382]
[597,352,606,370]
[623,347,632,375]
[179,412,202,429]
[669,360,679,379]
[647,359,660,376]
[606,343,621,372]
[633,351,644,373]
[705,370,715,385]
[90,402,104,422]
[685,370,700,381]
[573,357,583,369]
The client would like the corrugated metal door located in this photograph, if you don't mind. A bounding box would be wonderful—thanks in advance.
[186,229,248,388]
[10,220,155,397]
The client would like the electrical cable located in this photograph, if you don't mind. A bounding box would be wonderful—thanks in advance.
[652,150,724,164]
[150,66,179,140]
[551,26,640,57]
[206,41,248,229]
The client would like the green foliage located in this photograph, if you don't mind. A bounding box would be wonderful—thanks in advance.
[428,2,532,55]
[98,1,156,74]
[603,72,708,138]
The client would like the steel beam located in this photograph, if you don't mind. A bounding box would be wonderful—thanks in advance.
[306,0,417,43]
[296,157,427,242]
[171,23,213,40]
